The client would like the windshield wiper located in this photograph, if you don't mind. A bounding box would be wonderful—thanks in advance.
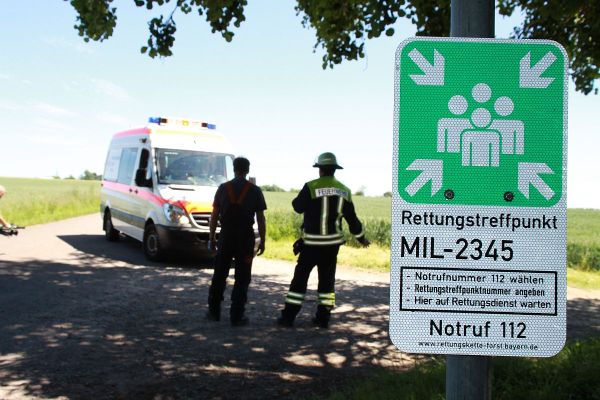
[167,184,195,191]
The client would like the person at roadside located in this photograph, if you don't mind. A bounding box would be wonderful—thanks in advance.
[207,157,267,326]
[278,152,370,329]
[0,185,14,230]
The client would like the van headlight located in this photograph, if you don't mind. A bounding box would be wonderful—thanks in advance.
[163,203,190,225]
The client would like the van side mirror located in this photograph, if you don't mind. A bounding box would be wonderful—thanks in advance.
[135,168,152,188]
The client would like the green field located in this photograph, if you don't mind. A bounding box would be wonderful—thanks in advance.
[1,177,599,284]
[264,191,391,246]
[264,192,600,274]
[567,209,600,271]
[265,191,391,218]
[0,177,101,226]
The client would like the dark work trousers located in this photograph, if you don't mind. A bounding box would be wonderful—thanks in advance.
[281,244,340,323]
[208,226,255,321]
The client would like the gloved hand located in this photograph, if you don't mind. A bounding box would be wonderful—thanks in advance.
[293,239,304,255]
[357,236,370,248]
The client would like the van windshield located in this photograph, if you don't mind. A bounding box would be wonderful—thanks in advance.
[156,149,234,187]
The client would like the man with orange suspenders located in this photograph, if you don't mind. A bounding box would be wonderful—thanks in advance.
[207,157,267,326]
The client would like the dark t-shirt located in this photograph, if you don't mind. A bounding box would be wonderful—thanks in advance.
[213,176,267,229]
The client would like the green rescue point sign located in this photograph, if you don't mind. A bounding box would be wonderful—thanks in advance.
[396,38,567,207]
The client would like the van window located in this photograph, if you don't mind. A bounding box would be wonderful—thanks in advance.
[138,149,150,170]
[117,147,138,185]
[132,148,152,187]
[156,149,234,186]
[104,148,121,182]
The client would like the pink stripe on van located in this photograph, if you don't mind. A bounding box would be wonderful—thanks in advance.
[113,127,151,139]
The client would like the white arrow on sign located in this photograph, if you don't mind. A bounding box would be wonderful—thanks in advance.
[518,162,555,200]
[408,49,444,86]
[519,51,557,89]
[405,159,443,196]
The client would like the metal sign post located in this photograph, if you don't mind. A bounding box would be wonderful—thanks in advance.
[390,1,568,399]
[447,3,494,398]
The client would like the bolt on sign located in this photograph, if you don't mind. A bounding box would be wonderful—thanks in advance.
[390,38,568,357]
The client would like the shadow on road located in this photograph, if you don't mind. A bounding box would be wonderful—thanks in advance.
[0,255,598,399]
[58,234,215,269]
[0,256,411,400]
[567,296,600,341]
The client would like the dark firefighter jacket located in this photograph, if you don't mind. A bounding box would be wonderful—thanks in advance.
[292,176,365,246]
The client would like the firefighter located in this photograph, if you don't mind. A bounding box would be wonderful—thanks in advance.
[278,152,370,328]
[207,157,267,326]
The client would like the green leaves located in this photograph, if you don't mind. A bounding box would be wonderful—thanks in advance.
[66,0,598,94]
[295,0,449,69]
[144,15,177,58]
[498,0,600,95]
[67,0,117,42]
[134,0,247,58]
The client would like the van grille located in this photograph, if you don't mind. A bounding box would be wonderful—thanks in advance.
[191,212,212,228]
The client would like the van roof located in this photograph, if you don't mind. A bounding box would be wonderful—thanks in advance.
[111,122,233,154]
[113,125,225,140]
[113,116,222,139]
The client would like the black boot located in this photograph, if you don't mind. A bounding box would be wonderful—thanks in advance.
[277,315,294,328]
[206,302,221,321]
[207,284,224,321]
[206,307,221,321]
[230,304,249,327]
[313,305,331,329]
[278,304,301,327]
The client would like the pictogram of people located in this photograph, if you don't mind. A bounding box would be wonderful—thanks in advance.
[436,83,524,167]
[437,94,471,153]
[489,96,524,155]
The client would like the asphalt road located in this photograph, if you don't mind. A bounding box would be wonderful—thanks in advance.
[0,214,598,399]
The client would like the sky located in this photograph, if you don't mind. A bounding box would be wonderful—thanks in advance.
[0,1,598,208]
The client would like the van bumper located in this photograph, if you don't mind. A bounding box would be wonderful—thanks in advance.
[155,225,214,256]
[155,225,261,256]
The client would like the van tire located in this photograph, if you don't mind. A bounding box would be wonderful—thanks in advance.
[143,223,164,261]
[104,210,120,242]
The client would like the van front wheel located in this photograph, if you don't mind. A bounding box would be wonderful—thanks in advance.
[104,210,120,242]
[143,223,165,261]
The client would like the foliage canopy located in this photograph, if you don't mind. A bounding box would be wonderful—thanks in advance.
[66,0,598,94]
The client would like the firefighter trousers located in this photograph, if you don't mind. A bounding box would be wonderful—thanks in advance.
[281,244,340,324]
[208,227,255,321]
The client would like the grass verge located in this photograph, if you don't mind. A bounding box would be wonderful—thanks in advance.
[322,337,600,400]
[567,268,600,291]
[263,239,389,271]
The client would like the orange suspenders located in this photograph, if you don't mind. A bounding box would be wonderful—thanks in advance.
[225,181,252,205]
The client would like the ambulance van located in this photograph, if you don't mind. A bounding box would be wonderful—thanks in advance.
[100,116,250,260]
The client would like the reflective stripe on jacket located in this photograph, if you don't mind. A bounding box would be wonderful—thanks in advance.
[292,176,365,246]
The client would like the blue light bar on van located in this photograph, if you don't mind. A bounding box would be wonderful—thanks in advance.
[148,116,216,129]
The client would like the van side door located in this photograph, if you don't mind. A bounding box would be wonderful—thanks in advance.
[128,148,154,240]
[112,147,140,238]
